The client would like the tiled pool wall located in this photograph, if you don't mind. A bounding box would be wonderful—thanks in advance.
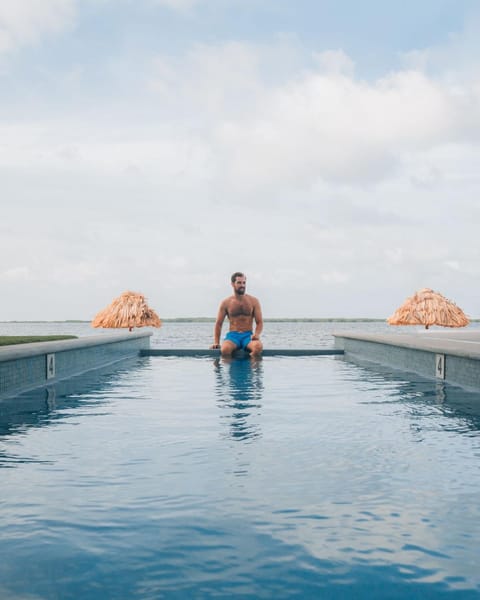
[442,354,480,390]
[0,332,151,400]
[335,334,480,390]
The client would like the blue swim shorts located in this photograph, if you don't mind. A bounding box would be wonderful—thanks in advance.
[224,331,252,350]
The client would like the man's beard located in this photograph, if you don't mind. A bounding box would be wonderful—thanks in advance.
[237,287,246,295]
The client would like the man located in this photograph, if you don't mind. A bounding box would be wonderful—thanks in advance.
[211,272,263,357]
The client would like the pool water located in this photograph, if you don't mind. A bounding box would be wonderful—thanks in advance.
[1,356,480,599]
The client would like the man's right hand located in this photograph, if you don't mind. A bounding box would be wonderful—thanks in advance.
[210,343,220,349]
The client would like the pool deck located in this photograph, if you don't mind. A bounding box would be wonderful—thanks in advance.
[334,328,480,390]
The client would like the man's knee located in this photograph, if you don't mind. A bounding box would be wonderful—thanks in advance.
[221,341,237,356]
[247,340,263,355]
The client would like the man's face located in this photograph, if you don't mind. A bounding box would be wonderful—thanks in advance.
[232,277,246,295]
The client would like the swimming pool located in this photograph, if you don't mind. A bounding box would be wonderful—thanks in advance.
[1,355,480,598]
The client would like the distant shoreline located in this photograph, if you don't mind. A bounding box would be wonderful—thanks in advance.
[3,318,480,323]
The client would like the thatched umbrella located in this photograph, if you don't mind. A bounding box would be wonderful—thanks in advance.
[92,291,162,331]
[387,288,469,330]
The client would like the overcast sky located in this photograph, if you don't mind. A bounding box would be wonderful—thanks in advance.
[1,0,480,320]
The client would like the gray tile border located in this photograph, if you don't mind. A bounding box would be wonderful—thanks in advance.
[0,332,151,400]
[334,329,480,391]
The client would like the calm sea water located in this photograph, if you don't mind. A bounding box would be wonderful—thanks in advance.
[1,324,480,598]
[3,320,480,348]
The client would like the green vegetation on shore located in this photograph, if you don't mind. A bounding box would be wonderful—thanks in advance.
[2,318,388,324]
[160,317,389,322]
[2,318,479,324]
[164,317,480,322]
[0,336,77,347]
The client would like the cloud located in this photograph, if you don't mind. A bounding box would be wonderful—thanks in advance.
[2,28,480,317]
[0,0,75,55]
[313,49,355,77]
[151,0,199,12]
[4,39,480,191]
[0,266,31,282]
[401,12,480,81]
[216,68,480,190]
[142,41,480,193]
[148,41,265,120]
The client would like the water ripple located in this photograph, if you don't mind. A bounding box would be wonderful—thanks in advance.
[2,352,480,597]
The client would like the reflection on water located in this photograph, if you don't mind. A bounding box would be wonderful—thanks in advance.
[0,357,147,467]
[2,355,480,597]
[343,355,480,434]
[213,357,263,443]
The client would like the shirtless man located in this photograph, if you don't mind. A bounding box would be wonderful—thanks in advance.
[211,272,263,357]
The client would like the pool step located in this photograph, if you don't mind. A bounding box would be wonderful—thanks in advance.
[140,348,344,357]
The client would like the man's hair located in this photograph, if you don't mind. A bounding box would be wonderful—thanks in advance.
[231,271,245,283]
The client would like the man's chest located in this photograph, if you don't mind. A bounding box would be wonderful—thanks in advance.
[228,299,253,318]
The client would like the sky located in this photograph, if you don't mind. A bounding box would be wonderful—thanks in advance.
[1,0,480,320]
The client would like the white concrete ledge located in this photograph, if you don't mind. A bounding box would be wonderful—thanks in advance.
[334,330,480,360]
[0,332,152,362]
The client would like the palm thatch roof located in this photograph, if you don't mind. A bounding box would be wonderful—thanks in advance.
[387,288,469,329]
[92,291,162,331]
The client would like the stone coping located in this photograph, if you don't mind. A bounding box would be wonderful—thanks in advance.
[333,330,480,361]
[0,331,152,363]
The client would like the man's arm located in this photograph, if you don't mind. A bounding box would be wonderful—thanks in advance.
[211,301,227,348]
[252,298,263,340]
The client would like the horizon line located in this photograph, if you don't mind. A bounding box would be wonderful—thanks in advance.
[2,317,480,323]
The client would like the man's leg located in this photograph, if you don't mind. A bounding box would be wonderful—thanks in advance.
[221,339,238,357]
[246,339,263,357]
